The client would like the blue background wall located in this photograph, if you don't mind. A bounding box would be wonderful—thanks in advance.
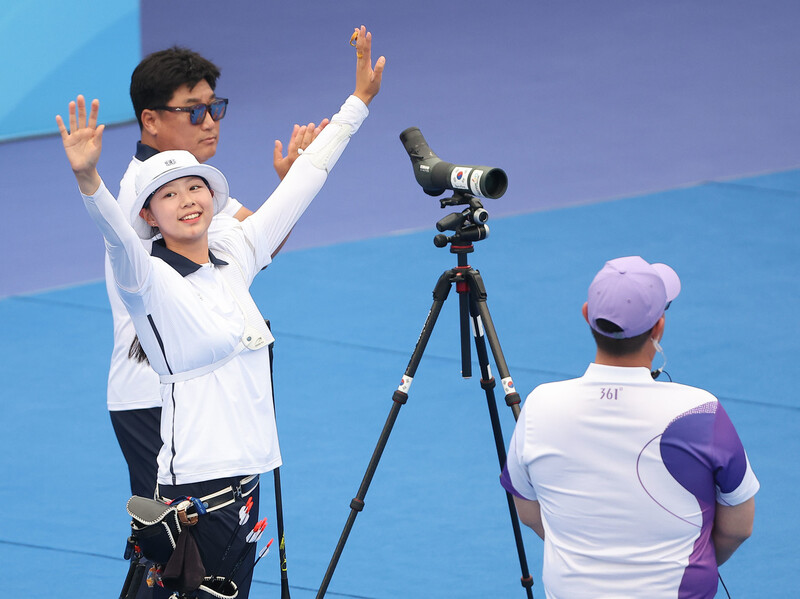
[0,0,139,141]
[2,0,800,298]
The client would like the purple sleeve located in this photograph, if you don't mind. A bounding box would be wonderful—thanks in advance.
[660,401,757,506]
[500,464,528,499]
[710,403,748,493]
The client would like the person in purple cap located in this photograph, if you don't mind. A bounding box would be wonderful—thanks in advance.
[500,256,758,599]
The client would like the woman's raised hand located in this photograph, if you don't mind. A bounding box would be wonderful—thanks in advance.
[351,25,386,106]
[56,95,103,195]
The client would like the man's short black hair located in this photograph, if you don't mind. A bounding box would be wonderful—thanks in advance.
[130,46,221,130]
[590,318,653,356]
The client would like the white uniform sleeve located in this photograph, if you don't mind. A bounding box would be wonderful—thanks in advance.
[237,95,369,271]
[82,180,152,293]
[221,195,244,217]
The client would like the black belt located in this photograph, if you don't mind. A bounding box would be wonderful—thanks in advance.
[158,475,260,525]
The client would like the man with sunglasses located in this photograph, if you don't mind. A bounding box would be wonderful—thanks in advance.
[500,256,759,599]
[106,47,324,559]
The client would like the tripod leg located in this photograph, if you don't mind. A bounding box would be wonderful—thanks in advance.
[458,281,472,378]
[316,271,454,598]
[465,269,522,419]
[467,280,535,598]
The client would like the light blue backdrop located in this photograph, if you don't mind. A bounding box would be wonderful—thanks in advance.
[0,0,140,141]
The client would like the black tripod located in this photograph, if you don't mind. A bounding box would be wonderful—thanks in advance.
[316,192,535,598]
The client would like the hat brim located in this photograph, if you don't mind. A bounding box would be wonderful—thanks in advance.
[652,263,681,303]
[131,163,230,239]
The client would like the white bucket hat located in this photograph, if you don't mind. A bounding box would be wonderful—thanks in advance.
[132,150,229,239]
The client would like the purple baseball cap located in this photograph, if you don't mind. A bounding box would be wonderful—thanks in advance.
[587,256,681,339]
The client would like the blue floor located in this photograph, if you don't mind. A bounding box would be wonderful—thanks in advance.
[1,169,798,597]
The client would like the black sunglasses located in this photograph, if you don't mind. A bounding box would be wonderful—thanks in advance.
[153,98,228,125]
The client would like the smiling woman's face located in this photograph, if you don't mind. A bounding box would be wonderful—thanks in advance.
[140,176,214,248]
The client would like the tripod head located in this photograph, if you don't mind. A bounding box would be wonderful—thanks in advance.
[434,191,490,250]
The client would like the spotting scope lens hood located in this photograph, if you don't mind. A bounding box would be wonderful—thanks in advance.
[399,126,508,200]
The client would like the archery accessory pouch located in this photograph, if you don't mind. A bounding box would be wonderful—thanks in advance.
[126,495,184,565]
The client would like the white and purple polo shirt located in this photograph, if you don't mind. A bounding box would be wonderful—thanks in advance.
[501,363,759,599]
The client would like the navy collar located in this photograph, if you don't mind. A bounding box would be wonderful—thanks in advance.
[135,141,160,162]
[151,238,228,277]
